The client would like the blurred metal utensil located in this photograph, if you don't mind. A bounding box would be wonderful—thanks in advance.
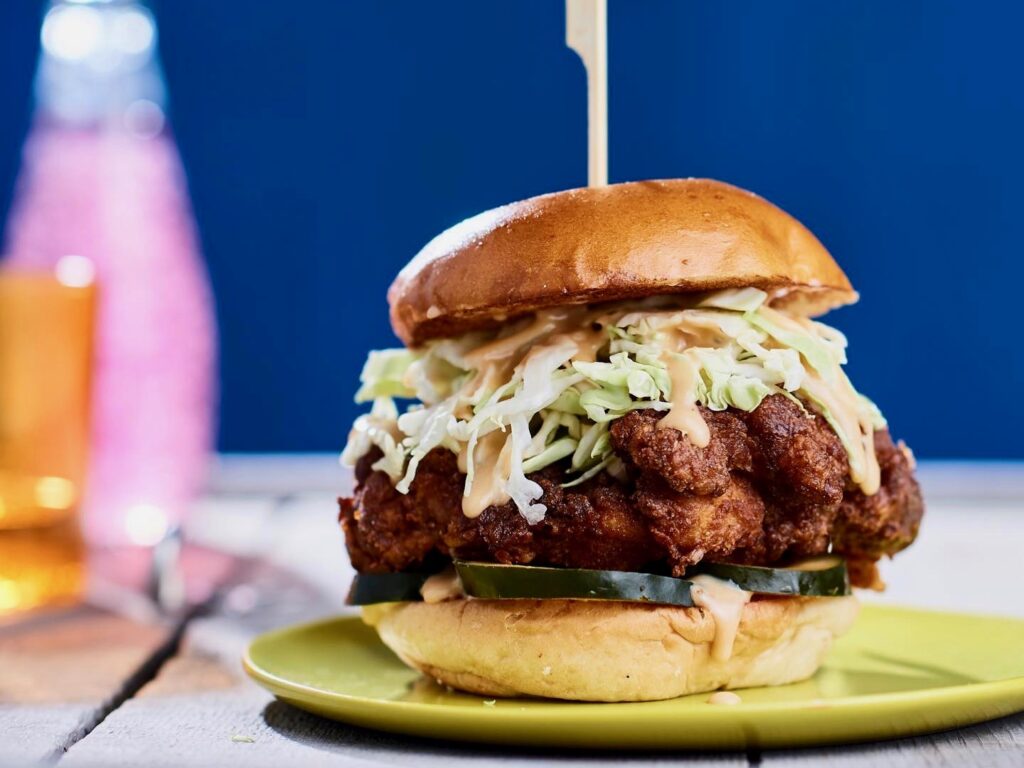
[147,524,185,615]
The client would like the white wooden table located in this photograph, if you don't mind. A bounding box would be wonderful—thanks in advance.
[1,457,1022,767]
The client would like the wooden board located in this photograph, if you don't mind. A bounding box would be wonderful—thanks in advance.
[0,605,175,766]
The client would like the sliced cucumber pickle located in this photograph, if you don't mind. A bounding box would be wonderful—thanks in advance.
[346,572,432,605]
[696,556,850,597]
[455,561,695,607]
[347,556,850,606]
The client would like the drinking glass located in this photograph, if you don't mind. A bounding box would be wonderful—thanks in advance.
[0,259,96,531]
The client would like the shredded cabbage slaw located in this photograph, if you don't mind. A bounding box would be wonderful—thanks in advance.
[341,288,885,523]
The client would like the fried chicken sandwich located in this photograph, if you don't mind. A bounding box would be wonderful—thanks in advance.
[339,179,924,702]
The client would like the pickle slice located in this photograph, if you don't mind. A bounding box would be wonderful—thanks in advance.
[346,572,432,605]
[696,556,850,597]
[347,556,851,606]
[455,561,695,606]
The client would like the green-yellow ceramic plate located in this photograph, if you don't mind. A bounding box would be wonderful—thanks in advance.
[243,605,1024,750]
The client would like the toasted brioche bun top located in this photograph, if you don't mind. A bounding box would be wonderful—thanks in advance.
[388,179,857,346]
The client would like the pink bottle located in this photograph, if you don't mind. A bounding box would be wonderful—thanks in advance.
[3,0,217,546]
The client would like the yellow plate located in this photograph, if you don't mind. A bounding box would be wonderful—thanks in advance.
[243,605,1024,750]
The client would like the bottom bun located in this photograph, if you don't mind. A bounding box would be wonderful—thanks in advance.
[362,596,859,702]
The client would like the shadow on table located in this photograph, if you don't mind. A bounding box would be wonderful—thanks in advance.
[262,699,1024,764]
[260,700,741,764]
[761,710,1024,763]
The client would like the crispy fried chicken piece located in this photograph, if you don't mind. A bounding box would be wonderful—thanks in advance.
[741,394,848,509]
[340,397,925,588]
[340,449,483,572]
[631,474,764,575]
[832,430,924,560]
[608,407,751,495]
[613,398,849,568]
[475,468,658,571]
[736,502,838,563]
[340,450,656,572]
[846,558,886,591]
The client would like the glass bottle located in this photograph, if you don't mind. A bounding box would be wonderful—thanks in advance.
[3,0,217,547]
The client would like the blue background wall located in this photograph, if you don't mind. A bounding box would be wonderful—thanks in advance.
[1,1,1021,457]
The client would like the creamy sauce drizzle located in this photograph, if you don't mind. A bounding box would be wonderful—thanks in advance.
[466,314,561,363]
[800,371,880,495]
[454,300,880,514]
[658,352,710,447]
[755,306,880,495]
[462,430,512,517]
[458,311,601,420]
[707,691,743,706]
[458,360,515,420]
[560,326,607,363]
[420,568,464,603]
[690,575,752,662]
[457,313,609,516]
[465,308,594,365]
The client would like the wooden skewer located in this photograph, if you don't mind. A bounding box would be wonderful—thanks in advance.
[565,0,608,187]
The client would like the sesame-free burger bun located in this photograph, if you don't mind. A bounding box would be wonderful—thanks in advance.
[389,178,856,346]
[362,595,859,702]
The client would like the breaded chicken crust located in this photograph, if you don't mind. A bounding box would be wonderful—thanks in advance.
[340,396,923,587]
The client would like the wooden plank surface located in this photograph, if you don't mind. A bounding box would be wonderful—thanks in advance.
[0,703,96,768]
[0,605,176,766]
[0,496,278,767]
[63,617,747,768]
